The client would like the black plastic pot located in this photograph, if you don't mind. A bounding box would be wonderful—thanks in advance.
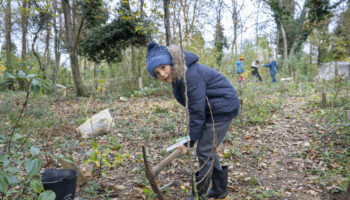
[41,168,78,200]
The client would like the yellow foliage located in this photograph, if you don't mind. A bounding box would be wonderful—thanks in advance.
[0,62,6,75]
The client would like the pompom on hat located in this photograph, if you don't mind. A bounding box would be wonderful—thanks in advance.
[146,41,173,78]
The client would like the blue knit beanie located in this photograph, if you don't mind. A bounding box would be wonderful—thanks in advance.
[146,41,173,78]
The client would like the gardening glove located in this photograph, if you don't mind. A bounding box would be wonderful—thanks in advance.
[183,140,196,148]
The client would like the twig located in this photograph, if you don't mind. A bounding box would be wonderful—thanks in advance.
[16,130,33,152]
[5,87,31,154]
[14,176,34,200]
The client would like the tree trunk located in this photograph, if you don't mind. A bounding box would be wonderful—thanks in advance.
[178,0,198,44]
[309,40,312,66]
[322,92,327,108]
[231,0,238,56]
[44,24,51,79]
[94,62,98,91]
[5,0,12,72]
[288,5,307,60]
[334,61,339,80]
[139,0,145,15]
[172,8,177,41]
[131,46,136,75]
[62,0,86,96]
[280,24,289,72]
[275,28,279,61]
[163,0,171,46]
[72,0,77,35]
[69,52,85,96]
[256,1,260,52]
[21,0,28,61]
[52,0,61,85]
[180,0,189,42]
[32,26,44,78]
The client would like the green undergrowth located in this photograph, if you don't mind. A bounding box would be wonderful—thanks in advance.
[1,78,349,199]
[305,85,350,195]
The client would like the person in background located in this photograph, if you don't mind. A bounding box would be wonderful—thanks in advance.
[251,60,262,82]
[146,41,240,200]
[263,58,279,82]
[236,56,245,84]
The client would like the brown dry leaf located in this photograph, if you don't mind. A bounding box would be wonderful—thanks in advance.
[256,126,262,132]
[115,185,126,190]
[330,163,340,169]
[306,190,317,196]
[134,187,144,194]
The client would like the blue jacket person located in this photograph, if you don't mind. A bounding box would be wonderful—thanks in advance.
[263,58,279,82]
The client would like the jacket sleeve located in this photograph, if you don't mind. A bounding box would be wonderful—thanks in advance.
[263,63,270,68]
[172,82,185,106]
[186,77,207,145]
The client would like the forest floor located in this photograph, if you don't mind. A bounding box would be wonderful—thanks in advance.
[57,87,346,200]
[218,95,344,200]
[1,81,348,200]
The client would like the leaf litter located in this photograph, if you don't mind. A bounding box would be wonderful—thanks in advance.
[42,94,347,200]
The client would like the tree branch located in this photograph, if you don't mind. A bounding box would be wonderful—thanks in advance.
[73,0,94,54]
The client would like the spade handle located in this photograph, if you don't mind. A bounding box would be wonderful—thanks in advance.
[151,148,183,177]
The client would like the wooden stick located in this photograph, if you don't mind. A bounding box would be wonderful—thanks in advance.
[321,92,327,108]
[142,146,165,200]
[346,179,350,200]
[152,148,183,177]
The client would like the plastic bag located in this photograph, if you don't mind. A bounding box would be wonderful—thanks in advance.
[76,109,114,138]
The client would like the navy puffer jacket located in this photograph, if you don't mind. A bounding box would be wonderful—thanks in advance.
[168,45,240,146]
[264,60,279,77]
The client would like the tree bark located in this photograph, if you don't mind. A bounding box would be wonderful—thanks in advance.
[139,0,145,15]
[44,22,51,79]
[178,0,198,43]
[21,0,29,61]
[5,0,12,72]
[32,24,44,78]
[288,5,307,60]
[256,1,260,51]
[94,62,98,91]
[180,0,189,41]
[163,0,171,46]
[275,28,279,61]
[52,0,61,85]
[231,0,238,56]
[62,0,86,96]
[280,24,289,72]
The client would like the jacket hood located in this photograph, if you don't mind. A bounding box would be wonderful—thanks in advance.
[168,44,199,81]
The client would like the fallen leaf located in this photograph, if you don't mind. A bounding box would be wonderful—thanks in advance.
[115,185,126,190]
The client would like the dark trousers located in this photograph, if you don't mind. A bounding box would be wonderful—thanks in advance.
[251,67,262,82]
[196,120,232,178]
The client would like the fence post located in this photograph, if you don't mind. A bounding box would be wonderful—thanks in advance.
[321,92,327,108]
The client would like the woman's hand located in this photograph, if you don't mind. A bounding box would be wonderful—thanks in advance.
[177,144,188,155]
